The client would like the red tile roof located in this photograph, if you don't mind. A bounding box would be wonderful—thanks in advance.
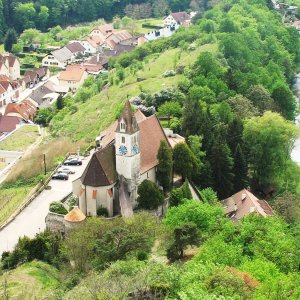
[58,65,87,82]
[5,100,37,121]
[0,115,20,133]
[223,189,273,220]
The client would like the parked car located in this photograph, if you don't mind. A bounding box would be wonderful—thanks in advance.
[63,158,82,166]
[58,167,75,174]
[52,172,69,180]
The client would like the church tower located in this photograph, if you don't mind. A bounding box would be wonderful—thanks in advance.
[115,101,141,200]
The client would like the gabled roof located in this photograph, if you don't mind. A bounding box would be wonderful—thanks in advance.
[168,12,191,23]
[139,114,170,173]
[64,207,86,223]
[92,23,115,36]
[5,100,37,121]
[24,70,38,82]
[33,67,47,78]
[81,144,117,187]
[87,54,109,67]
[0,53,18,68]
[58,65,87,82]
[222,189,273,220]
[28,85,53,105]
[0,114,20,133]
[52,47,73,62]
[66,42,86,53]
[86,36,102,48]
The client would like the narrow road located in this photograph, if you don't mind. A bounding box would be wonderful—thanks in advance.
[0,154,92,255]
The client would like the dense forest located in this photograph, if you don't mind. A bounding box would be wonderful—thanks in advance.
[0,0,203,38]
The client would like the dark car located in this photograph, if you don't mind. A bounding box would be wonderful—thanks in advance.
[52,172,69,180]
[63,158,82,166]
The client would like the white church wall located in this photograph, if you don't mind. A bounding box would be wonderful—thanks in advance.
[140,167,156,183]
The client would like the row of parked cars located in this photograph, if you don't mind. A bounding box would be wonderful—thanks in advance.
[52,157,83,181]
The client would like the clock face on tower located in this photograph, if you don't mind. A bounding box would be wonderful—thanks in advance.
[132,144,139,154]
[119,145,127,155]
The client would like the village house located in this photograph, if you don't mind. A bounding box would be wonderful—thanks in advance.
[81,36,102,54]
[5,99,37,122]
[58,65,88,93]
[42,47,73,69]
[90,23,115,41]
[164,12,191,27]
[65,42,87,60]
[0,75,20,107]
[0,114,22,136]
[0,53,20,80]
[28,84,57,108]
[222,189,273,221]
[72,101,179,218]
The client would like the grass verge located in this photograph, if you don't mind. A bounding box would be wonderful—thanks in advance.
[0,261,61,299]
[0,125,39,152]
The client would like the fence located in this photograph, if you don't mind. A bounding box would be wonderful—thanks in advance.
[0,152,72,231]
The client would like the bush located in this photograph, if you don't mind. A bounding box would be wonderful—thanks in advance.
[97,206,109,217]
[49,201,68,215]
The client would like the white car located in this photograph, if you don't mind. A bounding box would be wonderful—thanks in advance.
[58,167,75,174]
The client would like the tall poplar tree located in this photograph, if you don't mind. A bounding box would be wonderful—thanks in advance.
[156,140,173,193]
[209,134,234,199]
[233,143,248,191]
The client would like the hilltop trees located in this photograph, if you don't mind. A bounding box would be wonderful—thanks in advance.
[243,112,298,188]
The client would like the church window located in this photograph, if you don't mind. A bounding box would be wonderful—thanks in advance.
[122,136,125,143]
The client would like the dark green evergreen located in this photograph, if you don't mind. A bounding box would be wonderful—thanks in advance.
[4,28,17,51]
[233,144,248,191]
[156,140,173,193]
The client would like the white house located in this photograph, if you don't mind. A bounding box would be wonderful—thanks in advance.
[42,47,73,69]
[164,12,191,27]
[0,53,20,80]
[0,75,20,107]
[72,101,171,217]
[58,65,88,93]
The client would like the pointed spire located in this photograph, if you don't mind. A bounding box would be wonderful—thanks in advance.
[117,100,139,134]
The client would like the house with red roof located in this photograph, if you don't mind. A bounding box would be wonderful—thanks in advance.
[164,12,191,27]
[5,99,37,122]
[58,65,88,92]
[0,113,22,135]
[222,189,273,221]
[0,75,20,107]
[0,53,20,80]
[72,101,172,217]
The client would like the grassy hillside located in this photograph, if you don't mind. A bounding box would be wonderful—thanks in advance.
[50,43,217,143]
[0,125,39,151]
[0,261,61,299]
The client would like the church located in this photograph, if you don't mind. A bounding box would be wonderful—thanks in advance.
[72,101,184,217]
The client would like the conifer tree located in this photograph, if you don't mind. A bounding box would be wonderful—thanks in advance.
[209,134,234,199]
[0,0,5,39]
[4,28,17,51]
[156,140,173,193]
[233,143,248,191]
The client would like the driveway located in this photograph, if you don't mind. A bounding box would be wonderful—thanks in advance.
[0,153,92,255]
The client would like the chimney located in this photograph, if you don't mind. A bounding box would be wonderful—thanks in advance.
[241,193,246,201]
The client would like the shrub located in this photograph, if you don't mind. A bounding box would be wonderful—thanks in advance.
[97,206,109,217]
[49,201,68,215]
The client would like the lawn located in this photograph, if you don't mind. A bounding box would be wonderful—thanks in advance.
[133,18,164,34]
[0,182,35,226]
[0,261,61,299]
[50,43,218,143]
[0,125,40,151]
[0,44,4,53]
